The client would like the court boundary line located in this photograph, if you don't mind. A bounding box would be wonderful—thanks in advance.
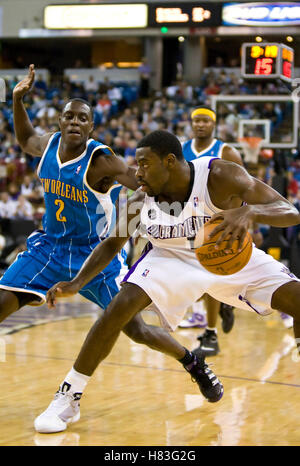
[3,350,300,389]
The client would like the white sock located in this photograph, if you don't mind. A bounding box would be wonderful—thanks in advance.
[61,367,90,394]
[206,327,217,334]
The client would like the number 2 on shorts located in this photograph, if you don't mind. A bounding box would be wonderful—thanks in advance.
[55,199,67,222]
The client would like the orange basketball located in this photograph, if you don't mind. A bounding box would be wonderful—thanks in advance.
[195,220,253,275]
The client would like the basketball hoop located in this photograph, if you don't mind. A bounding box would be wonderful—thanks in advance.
[239,137,263,165]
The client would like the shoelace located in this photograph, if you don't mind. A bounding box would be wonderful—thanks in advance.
[190,360,219,386]
[46,391,78,414]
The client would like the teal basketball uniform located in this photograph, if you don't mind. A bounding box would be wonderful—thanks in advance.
[0,132,127,309]
[183,138,227,162]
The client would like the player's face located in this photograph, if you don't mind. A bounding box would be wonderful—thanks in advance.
[192,115,215,139]
[59,101,94,145]
[135,147,169,197]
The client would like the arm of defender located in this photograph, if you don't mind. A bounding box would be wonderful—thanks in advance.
[208,160,300,250]
[13,64,53,156]
[92,150,139,191]
[46,189,145,307]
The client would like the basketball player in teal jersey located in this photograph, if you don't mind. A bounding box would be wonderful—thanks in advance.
[180,107,244,356]
[2,66,223,431]
[39,130,300,433]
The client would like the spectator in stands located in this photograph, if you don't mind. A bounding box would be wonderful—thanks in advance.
[0,192,17,219]
[287,171,299,200]
[20,174,35,199]
[124,139,137,166]
[95,93,112,123]
[14,194,34,220]
[34,74,47,92]
[34,117,50,136]
[203,80,220,96]
[84,76,99,94]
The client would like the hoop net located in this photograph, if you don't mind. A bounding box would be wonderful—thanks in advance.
[238,137,263,164]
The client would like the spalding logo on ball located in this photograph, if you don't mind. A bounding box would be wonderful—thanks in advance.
[195,220,253,275]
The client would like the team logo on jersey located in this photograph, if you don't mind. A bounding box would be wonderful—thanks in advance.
[75,165,82,175]
[148,209,156,220]
[142,269,150,277]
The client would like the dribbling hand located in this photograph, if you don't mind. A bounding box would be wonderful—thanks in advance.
[208,205,253,252]
[46,281,80,309]
[13,64,35,99]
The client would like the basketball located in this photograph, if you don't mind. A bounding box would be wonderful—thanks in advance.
[195,220,253,275]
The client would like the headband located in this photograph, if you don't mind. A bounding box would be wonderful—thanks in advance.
[191,108,216,121]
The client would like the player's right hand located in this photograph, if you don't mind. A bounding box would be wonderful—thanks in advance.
[46,281,80,308]
[13,64,35,99]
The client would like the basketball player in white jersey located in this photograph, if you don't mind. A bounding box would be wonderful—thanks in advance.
[38,130,300,433]
[180,108,244,356]
[8,67,223,431]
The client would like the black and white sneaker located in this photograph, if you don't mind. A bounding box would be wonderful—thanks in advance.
[184,353,223,403]
[194,329,220,357]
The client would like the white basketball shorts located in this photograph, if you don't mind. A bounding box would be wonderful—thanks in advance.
[123,243,299,331]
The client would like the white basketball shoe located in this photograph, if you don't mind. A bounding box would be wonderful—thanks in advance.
[34,382,81,433]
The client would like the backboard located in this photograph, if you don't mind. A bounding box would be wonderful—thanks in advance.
[210,95,298,149]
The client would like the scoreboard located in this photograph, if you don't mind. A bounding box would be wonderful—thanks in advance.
[241,43,294,83]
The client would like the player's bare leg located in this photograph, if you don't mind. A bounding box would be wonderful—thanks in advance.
[74,283,184,375]
[193,294,220,357]
[271,281,300,353]
[0,290,37,321]
[35,283,224,433]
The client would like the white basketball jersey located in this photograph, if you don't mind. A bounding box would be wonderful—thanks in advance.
[140,157,222,252]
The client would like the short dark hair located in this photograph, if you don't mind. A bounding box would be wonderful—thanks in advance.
[136,130,184,160]
[63,98,94,120]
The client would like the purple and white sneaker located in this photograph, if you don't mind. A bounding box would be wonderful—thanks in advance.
[178,312,207,329]
[279,312,293,329]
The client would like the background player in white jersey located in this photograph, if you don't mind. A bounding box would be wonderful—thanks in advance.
[39,129,300,433]
[1,67,223,419]
[180,107,244,356]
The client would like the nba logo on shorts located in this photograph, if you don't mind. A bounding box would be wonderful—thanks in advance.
[142,269,150,277]
[193,197,199,207]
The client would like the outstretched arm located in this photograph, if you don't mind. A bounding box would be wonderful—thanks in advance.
[13,64,53,156]
[46,189,145,307]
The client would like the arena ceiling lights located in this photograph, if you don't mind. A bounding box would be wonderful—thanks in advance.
[44,4,148,29]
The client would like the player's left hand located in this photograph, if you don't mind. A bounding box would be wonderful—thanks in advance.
[46,281,80,308]
[208,205,253,251]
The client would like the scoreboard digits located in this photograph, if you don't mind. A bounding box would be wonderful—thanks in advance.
[241,43,294,82]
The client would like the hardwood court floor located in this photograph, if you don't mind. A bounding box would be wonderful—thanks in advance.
[0,301,299,446]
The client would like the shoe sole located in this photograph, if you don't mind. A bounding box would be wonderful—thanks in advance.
[178,325,208,329]
[34,411,80,434]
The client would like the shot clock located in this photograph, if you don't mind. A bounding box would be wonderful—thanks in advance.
[241,43,294,83]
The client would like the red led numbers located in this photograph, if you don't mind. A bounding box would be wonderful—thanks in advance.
[282,61,292,78]
[254,58,274,75]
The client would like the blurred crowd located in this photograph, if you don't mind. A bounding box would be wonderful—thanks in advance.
[0,67,299,270]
